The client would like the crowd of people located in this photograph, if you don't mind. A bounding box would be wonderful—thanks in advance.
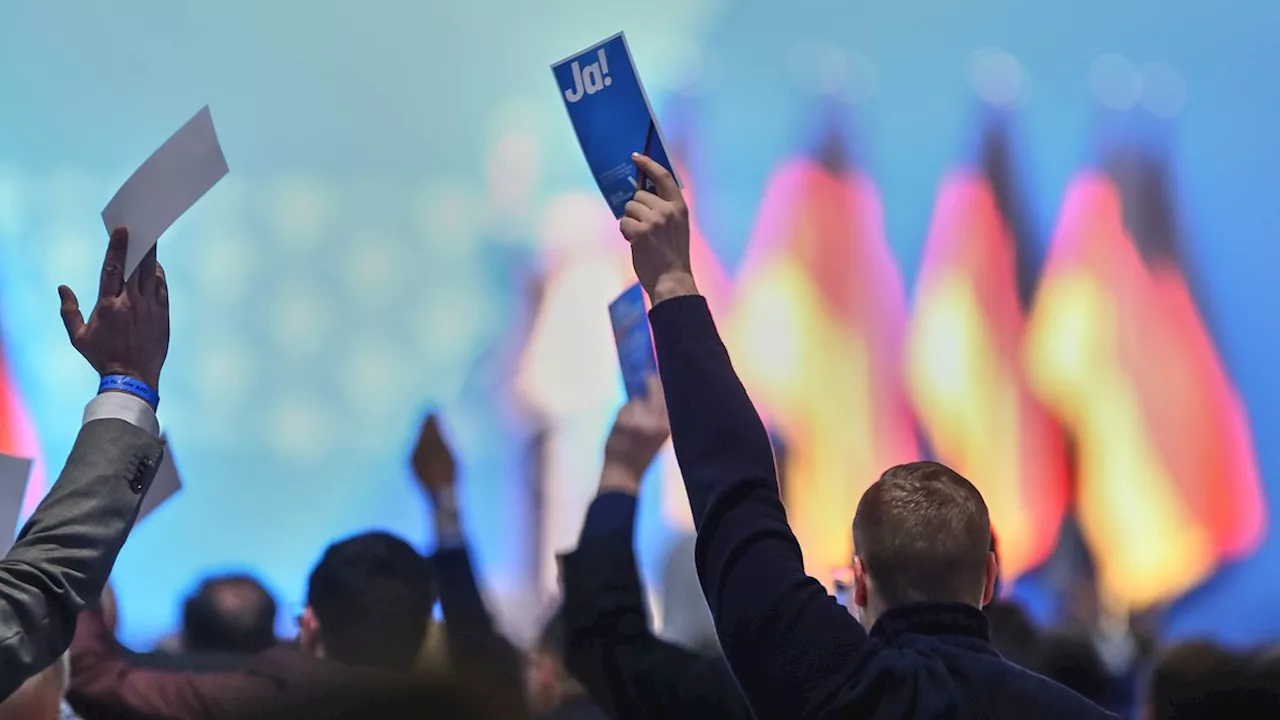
[0,157,1275,718]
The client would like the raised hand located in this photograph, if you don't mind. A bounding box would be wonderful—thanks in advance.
[411,414,457,503]
[58,227,169,391]
[600,375,671,494]
[619,154,699,306]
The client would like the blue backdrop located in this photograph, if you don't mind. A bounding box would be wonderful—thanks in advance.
[1,0,1276,647]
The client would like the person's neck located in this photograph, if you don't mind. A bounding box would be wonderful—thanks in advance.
[858,597,888,629]
[863,597,983,628]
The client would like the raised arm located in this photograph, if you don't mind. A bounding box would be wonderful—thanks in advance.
[69,602,258,720]
[410,416,525,716]
[562,387,751,720]
[620,156,870,719]
[0,228,170,698]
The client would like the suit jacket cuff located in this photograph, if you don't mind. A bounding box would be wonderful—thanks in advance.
[83,393,159,437]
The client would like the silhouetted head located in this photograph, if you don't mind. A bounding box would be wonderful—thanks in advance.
[183,574,279,655]
[1147,640,1251,720]
[1039,631,1114,707]
[851,461,997,626]
[299,532,436,672]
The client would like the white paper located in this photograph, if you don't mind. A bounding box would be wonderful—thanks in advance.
[0,454,32,555]
[102,106,229,278]
[136,436,182,524]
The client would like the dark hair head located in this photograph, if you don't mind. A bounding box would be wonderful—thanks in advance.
[1038,631,1113,707]
[1149,640,1251,720]
[306,532,436,671]
[852,461,992,607]
[183,574,278,655]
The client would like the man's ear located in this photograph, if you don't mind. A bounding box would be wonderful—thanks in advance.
[298,606,325,658]
[981,551,999,606]
[852,556,870,610]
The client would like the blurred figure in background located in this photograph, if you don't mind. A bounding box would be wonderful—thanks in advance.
[411,414,528,717]
[527,609,606,719]
[560,381,750,718]
[183,575,278,656]
[138,574,278,671]
[984,599,1041,672]
[297,532,436,671]
[1038,632,1117,710]
[1145,640,1252,719]
[69,532,439,719]
[71,409,529,719]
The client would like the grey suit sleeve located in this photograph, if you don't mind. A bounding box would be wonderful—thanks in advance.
[0,418,163,699]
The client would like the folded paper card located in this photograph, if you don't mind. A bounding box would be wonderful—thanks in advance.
[0,454,31,555]
[136,436,183,524]
[552,32,680,218]
[103,106,229,278]
[609,283,658,400]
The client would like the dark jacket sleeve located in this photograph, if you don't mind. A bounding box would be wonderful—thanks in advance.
[0,418,164,699]
[68,604,258,720]
[562,492,751,720]
[433,545,527,717]
[649,295,871,720]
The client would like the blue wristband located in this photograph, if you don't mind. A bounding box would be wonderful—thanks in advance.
[98,375,159,410]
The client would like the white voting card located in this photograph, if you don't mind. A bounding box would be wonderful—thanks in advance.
[102,106,228,278]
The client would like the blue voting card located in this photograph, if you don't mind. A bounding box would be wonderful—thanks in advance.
[608,283,658,400]
[552,32,681,219]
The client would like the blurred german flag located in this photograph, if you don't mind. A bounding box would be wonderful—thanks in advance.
[904,120,1069,582]
[724,123,918,578]
[1024,148,1264,609]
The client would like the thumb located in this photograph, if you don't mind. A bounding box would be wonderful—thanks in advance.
[58,286,85,342]
[632,154,680,202]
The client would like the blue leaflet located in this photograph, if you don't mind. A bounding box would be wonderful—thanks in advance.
[609,283,658,400]
[552,32,680,219]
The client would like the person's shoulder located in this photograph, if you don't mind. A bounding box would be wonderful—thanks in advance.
[243,645,327,680]
[987,659,1120,718]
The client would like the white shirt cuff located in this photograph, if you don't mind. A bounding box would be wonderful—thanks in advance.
[82,392,160,437]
